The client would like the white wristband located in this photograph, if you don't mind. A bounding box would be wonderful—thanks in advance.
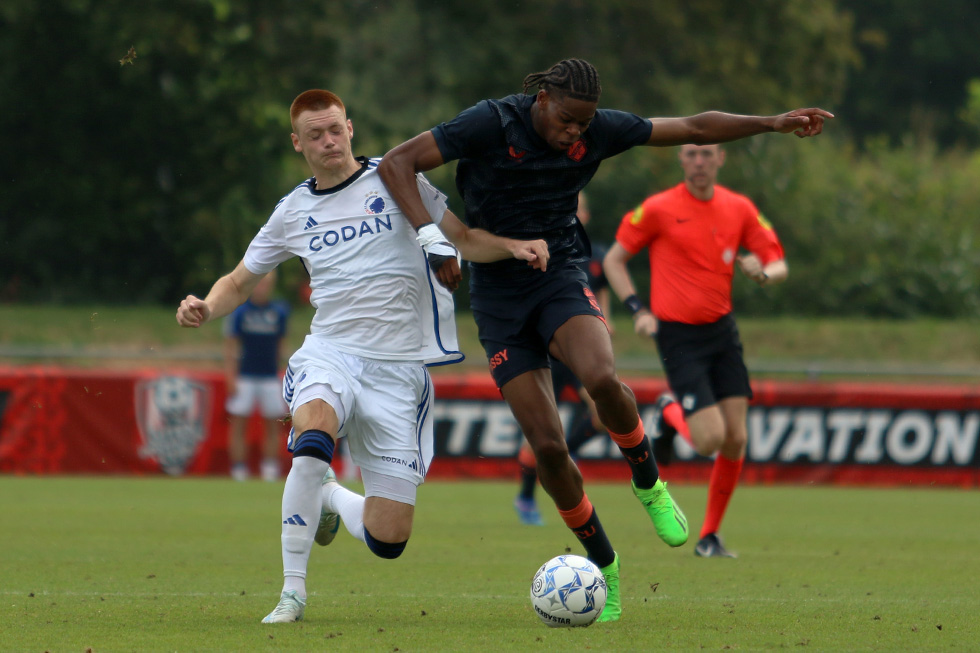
[416,223,460,265]
[416,223,449,250]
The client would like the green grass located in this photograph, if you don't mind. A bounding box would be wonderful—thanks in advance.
[3,304,980,377]
[0,477,976,651]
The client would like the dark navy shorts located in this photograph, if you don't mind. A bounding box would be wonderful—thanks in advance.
[654,313,752,415]
[472,265,605,389]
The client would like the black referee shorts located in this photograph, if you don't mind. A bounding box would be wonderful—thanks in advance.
[654,313,752,415]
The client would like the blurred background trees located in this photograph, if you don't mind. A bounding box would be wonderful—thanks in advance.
[1,0,978,317]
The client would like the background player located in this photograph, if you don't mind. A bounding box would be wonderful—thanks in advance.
[379,57,829,621]
[603,143,788,558]
[223,268,290,482]
[177,89,548,624]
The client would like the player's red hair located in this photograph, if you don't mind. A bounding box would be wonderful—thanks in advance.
[290,90,346,130]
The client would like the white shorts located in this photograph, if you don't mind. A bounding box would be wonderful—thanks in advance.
[283,335,434,487]
[226,376,289,418]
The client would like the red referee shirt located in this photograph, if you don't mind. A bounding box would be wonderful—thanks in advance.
[615,183,784,324]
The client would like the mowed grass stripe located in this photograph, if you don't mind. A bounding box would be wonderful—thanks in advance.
[0,477,976,651]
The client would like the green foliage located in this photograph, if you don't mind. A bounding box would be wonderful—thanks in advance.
[837,0,980,147]
[586,136,980,318]
[1,0,978,317]
[746,138,980,317]
[960,78,980,136]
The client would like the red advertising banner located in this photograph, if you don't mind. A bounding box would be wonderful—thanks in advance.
[0,366,236,476]
[1,366,978,486]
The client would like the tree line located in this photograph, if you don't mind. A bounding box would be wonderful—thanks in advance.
[2,0,978,317]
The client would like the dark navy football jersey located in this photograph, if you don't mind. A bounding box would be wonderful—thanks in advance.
[583,242,609,293]
[431,94,651,285]
[224,299,290,377]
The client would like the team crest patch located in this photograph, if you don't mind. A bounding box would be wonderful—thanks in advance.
[364,192,387,215]
[135,376,210,475]
[567,141,587,161]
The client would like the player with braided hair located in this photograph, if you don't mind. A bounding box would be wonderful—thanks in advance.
[521,58,602,102]
[379,58,831,622]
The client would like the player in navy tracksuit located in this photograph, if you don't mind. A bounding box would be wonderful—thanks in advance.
[379,58,831,622]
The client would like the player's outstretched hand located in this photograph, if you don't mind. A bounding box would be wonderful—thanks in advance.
[773,108,834,138]
[417,223,463,291]
[176,295,211,328]
[512,239,550,272]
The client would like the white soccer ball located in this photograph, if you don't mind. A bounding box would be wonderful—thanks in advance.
[530,554,607,627]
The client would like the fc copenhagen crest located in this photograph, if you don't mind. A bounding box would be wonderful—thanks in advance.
[135,376,210,475]
[364,192,387,214]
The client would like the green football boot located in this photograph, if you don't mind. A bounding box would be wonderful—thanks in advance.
[596,552,621,623]
[633,478,689,547]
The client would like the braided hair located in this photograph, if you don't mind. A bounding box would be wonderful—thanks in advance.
[522,59,601,102]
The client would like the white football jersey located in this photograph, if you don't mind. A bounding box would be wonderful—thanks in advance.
[243,157,462,364]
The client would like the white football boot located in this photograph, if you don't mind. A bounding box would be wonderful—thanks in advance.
[261,590,306,623]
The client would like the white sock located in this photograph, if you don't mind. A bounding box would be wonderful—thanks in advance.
[323,482,366,543]
[283,576,306,598]
[279,456,329,599]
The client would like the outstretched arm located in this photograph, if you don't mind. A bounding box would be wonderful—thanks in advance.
[176,261,266,328]
[439,210,549,269]
[646,108,834,147]
[379,132,462,288]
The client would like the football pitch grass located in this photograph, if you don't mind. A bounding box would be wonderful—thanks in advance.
[1,477,976,652]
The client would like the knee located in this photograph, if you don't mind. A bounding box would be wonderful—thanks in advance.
[529,432,569,469]
[364,527,408,560]
[582,373,626,407]
[694,429,725,456]
[724,426,748,452]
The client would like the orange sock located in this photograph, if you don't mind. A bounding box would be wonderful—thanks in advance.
[607,418,645,449]
[557,493,616,567]
[700,454,744,538]
[558,493,594,529]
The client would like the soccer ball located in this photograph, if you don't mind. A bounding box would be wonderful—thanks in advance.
[529,554,607,627]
